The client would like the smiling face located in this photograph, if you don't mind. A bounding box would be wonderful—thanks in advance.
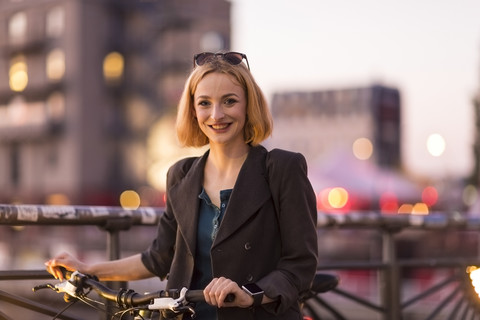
[193,72,247,148]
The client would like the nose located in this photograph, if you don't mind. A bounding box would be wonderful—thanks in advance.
[210,104,225,121]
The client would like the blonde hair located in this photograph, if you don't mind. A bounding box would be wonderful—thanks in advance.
[176,59,273,147]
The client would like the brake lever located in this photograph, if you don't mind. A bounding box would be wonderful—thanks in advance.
[32,283,56,292]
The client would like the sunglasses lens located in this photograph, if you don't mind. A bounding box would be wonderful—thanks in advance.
[194,52,249,70]
[223,53,243,65]
[195,53,214,66]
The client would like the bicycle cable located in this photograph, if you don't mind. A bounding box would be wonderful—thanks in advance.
[51,299,79,320]
[113,307,146,320]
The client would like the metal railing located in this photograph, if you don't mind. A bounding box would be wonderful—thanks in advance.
[2,204,480,319]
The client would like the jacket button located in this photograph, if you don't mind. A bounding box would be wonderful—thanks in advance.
[246,274,254,282]
[244,242,251,250]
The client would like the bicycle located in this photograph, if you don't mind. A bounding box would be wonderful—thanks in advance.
[33,269,339,320]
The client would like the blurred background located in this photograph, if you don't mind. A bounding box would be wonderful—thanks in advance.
[1,0,480,318]
[1,0,479,212]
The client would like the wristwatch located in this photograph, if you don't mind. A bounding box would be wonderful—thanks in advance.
[242,283,264,307]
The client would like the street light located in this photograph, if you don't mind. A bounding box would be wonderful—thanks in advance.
[426,133,446,157]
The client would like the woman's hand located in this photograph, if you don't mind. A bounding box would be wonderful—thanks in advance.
[204,277,254,308]
[44,252,87,281]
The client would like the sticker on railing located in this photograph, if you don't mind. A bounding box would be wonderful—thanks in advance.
[140,208,157,224]
[41,206,77,219]
[409,214,424,226]
[17,205,39,222]
[90,206,110,217]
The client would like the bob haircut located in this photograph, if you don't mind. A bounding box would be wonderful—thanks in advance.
[176,58,273,147]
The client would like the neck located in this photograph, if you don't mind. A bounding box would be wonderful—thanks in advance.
[207,143,250,174]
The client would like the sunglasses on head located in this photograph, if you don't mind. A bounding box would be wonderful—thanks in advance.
[193,52,250,70]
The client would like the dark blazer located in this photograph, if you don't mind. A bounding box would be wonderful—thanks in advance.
[142,145,318,320]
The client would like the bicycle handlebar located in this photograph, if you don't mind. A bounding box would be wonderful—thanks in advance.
[34,270,233,313]
[34,269,338,318]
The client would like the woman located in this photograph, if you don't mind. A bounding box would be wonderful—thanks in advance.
[45,52,318,319]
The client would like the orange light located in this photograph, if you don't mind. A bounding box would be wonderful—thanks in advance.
[120,190,141,210]
[412,203,429,215]
[398,203,413,214]
[46,193,70,205]
[468,266,480,299]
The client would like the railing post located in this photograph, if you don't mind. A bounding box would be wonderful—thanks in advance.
[381,228,402,320]
[102,218,132,320]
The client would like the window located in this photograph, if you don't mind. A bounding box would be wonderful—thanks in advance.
[8,11,27,43]
[46,49,65,81]
[46,6,65,38]
[9,55,28,92]
[103,52,124,84]
[46,91,65,122]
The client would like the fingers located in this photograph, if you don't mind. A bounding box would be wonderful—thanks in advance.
[204,277,253,308]
[44,252,76,281]
[204,277,238,308]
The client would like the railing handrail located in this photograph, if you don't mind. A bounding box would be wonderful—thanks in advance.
[0,204,163,228]
[2,204,480,231]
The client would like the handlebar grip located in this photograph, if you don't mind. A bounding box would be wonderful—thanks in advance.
[185,290,235,303]
[58,266,72,279]
[185,290,204,302]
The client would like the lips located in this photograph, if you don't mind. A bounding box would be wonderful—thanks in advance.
[210,123,231,130]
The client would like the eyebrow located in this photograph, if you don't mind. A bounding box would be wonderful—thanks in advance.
[195,93,240,100]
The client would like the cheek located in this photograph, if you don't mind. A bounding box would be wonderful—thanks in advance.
[194,108,208,124]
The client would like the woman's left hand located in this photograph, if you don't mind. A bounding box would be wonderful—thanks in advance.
[204,277,254,308]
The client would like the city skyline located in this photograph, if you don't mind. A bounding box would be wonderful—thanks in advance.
[231,0,480,180]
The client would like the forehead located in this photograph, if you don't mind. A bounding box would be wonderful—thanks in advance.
[195,72,244,96]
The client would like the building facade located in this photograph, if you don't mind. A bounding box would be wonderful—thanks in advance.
[0,0,231,205]
[269,84,402,169]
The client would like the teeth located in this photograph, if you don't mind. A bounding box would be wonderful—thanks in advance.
[212,124,228,130]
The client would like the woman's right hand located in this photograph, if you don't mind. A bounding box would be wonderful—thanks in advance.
[44,252,87,281]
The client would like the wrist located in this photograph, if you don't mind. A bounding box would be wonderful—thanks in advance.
[242,283,264,307]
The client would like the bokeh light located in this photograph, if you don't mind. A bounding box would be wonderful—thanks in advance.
[421,186,438,207]
[120,190,141,210]
[45,193,70,205]
[352,137,373,160]
[426,133,446,157]
[412,203,429,215]
[9,56,28,92]
[328,187,349,209]
[379,192,398,213]
[398,204,413,214]
[468,266,480,299]
[463,184,478,207]
[103,51,124,83]
[318,187,350,211]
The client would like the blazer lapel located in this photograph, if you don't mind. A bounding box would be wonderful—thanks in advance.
[213,146,271,247]
[168,152,208,257]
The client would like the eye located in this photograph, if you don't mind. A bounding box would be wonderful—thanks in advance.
[224,97,238,106]
[197,100,211,108]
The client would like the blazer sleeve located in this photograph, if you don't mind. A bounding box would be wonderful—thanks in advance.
[259,149,318,314]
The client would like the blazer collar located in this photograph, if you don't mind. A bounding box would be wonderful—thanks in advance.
[168,145,271,253]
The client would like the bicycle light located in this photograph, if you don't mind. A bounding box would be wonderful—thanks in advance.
[467,266,480,301]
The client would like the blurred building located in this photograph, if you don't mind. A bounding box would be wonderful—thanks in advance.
[0,0,231,205]
[269,85,408,211]
[270,84,402,169]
